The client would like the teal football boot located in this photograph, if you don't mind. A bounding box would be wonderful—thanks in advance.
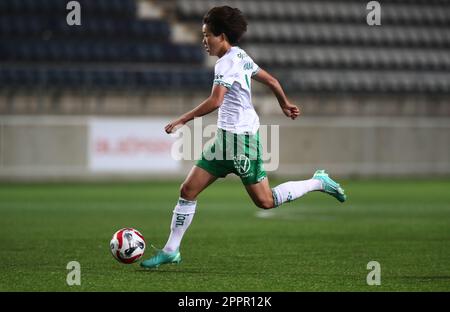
[140,249,181,269]
[312,169,347,203]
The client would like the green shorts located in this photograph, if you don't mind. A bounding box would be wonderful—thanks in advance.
[196,128,267,185]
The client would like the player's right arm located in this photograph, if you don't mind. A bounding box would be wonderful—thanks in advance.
[164,84,227,134]
[165,57,234,134]
[252,68,300,120]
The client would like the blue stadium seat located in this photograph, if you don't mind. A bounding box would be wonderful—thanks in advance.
[1,0,448,94]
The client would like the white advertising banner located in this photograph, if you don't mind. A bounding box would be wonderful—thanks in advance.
[89,118,180,172]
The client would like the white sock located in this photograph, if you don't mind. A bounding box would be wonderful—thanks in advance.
[272,179,323,207]
[162,197,196,253]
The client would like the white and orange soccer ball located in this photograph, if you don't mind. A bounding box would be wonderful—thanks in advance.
[110,228,146,264]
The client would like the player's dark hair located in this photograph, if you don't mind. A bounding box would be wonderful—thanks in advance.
[203,6,247,45]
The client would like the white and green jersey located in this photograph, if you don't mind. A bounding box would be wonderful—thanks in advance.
[213,46,260,135]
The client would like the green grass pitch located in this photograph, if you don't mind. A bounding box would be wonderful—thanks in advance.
[1,179,449,291]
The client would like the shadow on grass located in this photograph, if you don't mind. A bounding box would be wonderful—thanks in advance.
[136,267,271,276]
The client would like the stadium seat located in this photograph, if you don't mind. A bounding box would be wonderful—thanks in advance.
[1,0,449,94]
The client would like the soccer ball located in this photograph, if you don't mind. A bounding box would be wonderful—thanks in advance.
[110,228,146,264]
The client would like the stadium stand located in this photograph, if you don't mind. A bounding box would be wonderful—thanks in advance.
[0,0,449,114]
[174,0,450,94]
[0,0,211,92]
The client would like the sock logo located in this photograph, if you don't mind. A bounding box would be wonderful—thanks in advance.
[287,192,293,202]
[179,198,196,206]
[175,214,187,227]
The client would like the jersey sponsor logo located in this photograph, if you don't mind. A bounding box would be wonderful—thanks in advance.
[237,52,248,59]
[214,74,224,80]
[243,62,254,70]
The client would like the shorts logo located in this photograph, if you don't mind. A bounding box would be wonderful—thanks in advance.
[233,154,251,175]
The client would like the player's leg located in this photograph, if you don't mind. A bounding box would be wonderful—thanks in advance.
[179,165,218,201]
[162,165,216,251]
[245,170,346,209]
[162,165,217,250]
[238,130,346,208]
[244,177,275,209]
[141,166,217,268]
[271,170,347,207]
[244,176,323,209]
[270,174,325,207]
[239,131,342,208]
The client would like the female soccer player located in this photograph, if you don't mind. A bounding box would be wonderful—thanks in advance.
[141,6,346,268]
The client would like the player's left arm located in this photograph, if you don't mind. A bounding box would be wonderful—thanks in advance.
[165,85,227,134]
[252,68,300,120]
